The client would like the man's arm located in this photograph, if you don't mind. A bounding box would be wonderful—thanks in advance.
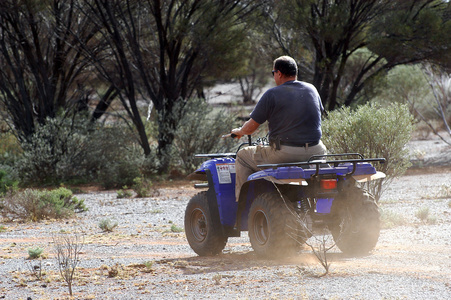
[231,118,260,139]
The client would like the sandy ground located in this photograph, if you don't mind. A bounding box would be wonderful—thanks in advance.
[0,137,450,299]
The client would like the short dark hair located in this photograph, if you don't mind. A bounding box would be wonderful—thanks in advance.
[273,56,298,77]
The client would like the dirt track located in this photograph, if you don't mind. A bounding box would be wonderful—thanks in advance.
[1,139,451,299]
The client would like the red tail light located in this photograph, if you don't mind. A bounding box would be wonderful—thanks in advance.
[321,179,337,190]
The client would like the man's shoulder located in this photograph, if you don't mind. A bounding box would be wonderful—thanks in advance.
[294,80,316,89]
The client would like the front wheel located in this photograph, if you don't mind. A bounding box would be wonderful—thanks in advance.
[184,192,227,256]
[248,193,299,258]
[330,190,380,255]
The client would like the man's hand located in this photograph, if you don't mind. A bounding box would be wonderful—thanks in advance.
[228,118,260,139]
[231,118,260,139]
[230,127,243,139]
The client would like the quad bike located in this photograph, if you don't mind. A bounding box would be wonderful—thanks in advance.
[184,136,385,257]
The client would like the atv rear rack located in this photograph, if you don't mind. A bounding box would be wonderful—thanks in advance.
[257,153,385,177]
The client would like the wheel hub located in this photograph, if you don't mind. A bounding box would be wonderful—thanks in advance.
[253,210,269,245]
[191,208,207,242]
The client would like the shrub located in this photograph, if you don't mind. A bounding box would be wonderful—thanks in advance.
[13,115,158,188]
[172,98,237,174]
[14,116,91,185]
[117,186,133,199]
[83,127,149,189]
[99,218,118,232]
[380,209,407,229]
[0,124,22,166]
[0,187,87,221]
[143,261,154,273]
[322,103,414,200]
[132,177,154,198]
[170,224,183,233]
[28,247,44,259]
[0,167,18,196]
[415,207,430,221]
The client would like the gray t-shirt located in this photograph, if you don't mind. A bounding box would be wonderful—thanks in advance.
[250,80,323,144]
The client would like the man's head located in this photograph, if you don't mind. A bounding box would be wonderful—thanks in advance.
[272,56,297,85]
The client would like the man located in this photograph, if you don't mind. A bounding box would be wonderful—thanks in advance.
[230,55,327,200]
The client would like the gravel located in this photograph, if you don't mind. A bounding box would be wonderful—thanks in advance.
[1,137,451,300]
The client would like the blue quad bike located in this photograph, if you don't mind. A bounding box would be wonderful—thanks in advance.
[185,136,386,257]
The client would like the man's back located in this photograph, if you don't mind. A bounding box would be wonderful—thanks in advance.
[250,80,323,144]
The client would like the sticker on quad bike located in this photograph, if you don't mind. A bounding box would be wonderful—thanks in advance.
[216,163,235,184]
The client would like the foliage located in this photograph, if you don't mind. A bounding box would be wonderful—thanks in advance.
[380,209,407,229]
[13,115,155,188]
[369,2,451,70]
[172,98,237,174]
[78,0,261,171]
[415,207,430,222]
[373,64,451,142]
[0,127,22,166]
[117,187,133,199]
[170,224,184,233]
[0,167,18,196]
[322,103,414,200]
[373,65,432,114]
[266,0,451,110]
[85,127,152,189]
[14,116,91,185]
[340,48,388,107]
[0,187,87,222]
[143,261,154,273]
[0,0,99,144]
[27,247,44,259]
[132,177,153,198]
[98,219,118,232]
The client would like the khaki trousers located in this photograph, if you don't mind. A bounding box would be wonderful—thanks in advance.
[234,141,327,200]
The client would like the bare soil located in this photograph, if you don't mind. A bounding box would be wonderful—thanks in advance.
[1,138,451,300]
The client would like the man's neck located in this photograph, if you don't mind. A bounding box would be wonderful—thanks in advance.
[280,76,296,85]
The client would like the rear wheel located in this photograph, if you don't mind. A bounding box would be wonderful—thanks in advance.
[330,189,380,255]
[248,193,299,258]
[184,192,227,256]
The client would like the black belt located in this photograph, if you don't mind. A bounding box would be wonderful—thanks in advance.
[280,140,319,147]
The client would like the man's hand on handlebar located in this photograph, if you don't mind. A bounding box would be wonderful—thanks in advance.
[230,128,243,139]
[225,118,261,140]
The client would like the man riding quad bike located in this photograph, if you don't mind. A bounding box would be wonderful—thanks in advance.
[185,56,384,257]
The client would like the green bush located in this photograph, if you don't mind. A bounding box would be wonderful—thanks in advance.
[322,103,414,200]
[27,247,44,259]
[0,187,87,221]
[83,127,152,189]
[170,224,183,233]
[14,116,91,185]
[0,167,18,195]
[13,115,157,188]
[98,218,118,232]
[132,177,153,198]
[0,127,22,166]
[172,98,237,174]
[117,186,133,198]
